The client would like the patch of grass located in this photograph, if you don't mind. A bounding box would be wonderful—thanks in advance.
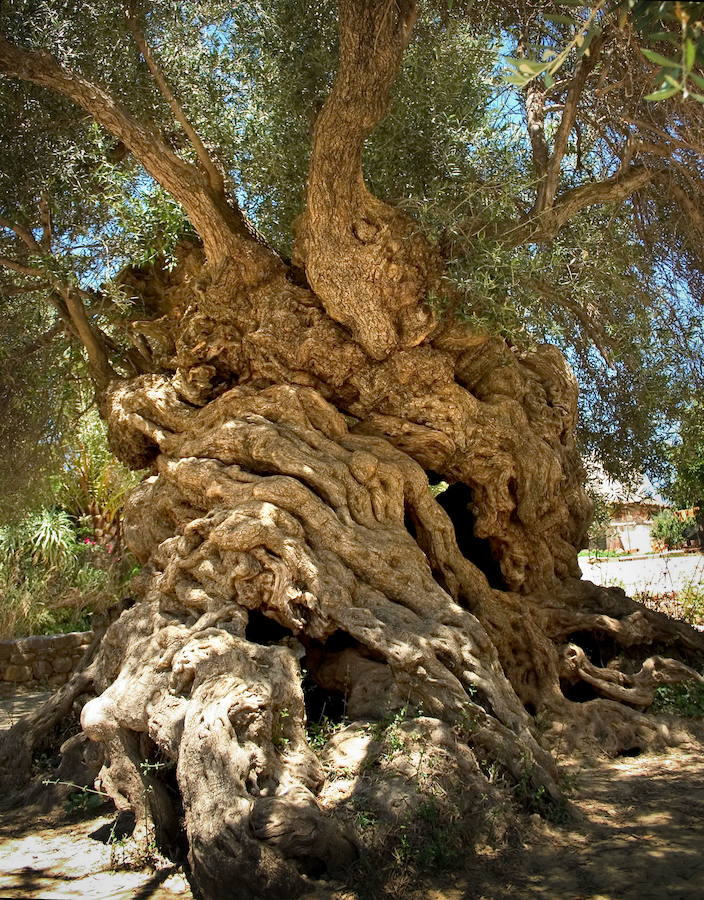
[578,549,629,558]
[306,713,347,751]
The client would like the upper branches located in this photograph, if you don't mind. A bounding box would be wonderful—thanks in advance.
[296,0,443,359]
[0,32,259,270]
[306,0,418,212]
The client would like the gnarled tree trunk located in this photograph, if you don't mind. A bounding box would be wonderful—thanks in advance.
[1,3,703,898]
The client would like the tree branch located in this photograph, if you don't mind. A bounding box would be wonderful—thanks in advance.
[125,6,225,195]
[61,288,118,388]
[296,0,435,359]
[527,277,612,364]
[0,34,254,265]
[0,255,48,279]
[0,280,51,295]
[38,192,52,251]
[501,164,654,246]
[305,0,418,216]
[524,81,550,186]
[534,32,604,214]
[0,217,42,253]
[19,321,65,356]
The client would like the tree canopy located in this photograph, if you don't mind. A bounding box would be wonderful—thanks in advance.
[0,0,703,514]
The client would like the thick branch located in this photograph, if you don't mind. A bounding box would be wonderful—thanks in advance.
[306,0,417,213]
[0,35,253,265]
[61,288,118,388]
[126,8,225,195]
[501,164,654,246]
[296,0,439,360]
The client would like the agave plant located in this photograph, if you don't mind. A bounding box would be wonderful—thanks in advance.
[0,508,77,570]
[27,508,78,568]
[58,411,140,556]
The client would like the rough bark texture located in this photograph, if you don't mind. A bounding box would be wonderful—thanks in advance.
[3,232,702,896]
[2,3,704,898]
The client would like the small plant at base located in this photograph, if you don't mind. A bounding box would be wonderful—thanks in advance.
[307,714,346,750]
[651,680,704,717]
[354,808,377,831]
[680,584,704,626]
[42,778,111,815]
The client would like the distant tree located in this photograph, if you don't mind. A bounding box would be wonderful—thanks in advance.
[651,509,696,549]
[667,400,704,509]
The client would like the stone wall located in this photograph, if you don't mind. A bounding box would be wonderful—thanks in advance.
[0,631,93,687]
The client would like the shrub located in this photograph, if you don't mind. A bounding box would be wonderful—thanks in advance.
[0,508,132,639]
[651,681,704,718]
[650,510,695,550]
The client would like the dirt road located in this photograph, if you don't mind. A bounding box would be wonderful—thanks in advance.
[579,552,704,596]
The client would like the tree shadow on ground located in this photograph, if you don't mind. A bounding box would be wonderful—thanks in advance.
[452,751,704,900]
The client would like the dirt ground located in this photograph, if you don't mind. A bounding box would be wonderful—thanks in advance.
[2,691,704,899]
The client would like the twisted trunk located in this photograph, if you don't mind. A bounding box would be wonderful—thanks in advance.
[3,236,702,898]
[1,4,703,898]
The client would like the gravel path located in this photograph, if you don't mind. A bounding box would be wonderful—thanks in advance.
[579,552,704,595]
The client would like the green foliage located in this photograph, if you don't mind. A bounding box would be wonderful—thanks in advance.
[586,486,612,548]
[666,401,704,508]
[680,583,704,625]
[0,514,124,638]
[0,416,138,638]
[0,0,702,489]
[501,1,704,104]
[651,679,704,717]
[306,714,346,751]
[0,507,76,569]
[650,510,695,549]
[58,410,140,549]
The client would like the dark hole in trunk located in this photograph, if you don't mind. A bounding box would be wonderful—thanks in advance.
[245,609,294,645]
[560,679,600,703]
[434,481,507,590]
[565,631,619,667]
[300,631,357,724]
[301,671,347,724]
[404,507,418,540]
[524,702,537,717]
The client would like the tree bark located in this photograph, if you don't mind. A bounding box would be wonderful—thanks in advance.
[2,237,702,897]
[2,7,704,900]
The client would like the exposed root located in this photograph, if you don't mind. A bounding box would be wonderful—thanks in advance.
[5,379,702,897]
[0,641,100,803]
